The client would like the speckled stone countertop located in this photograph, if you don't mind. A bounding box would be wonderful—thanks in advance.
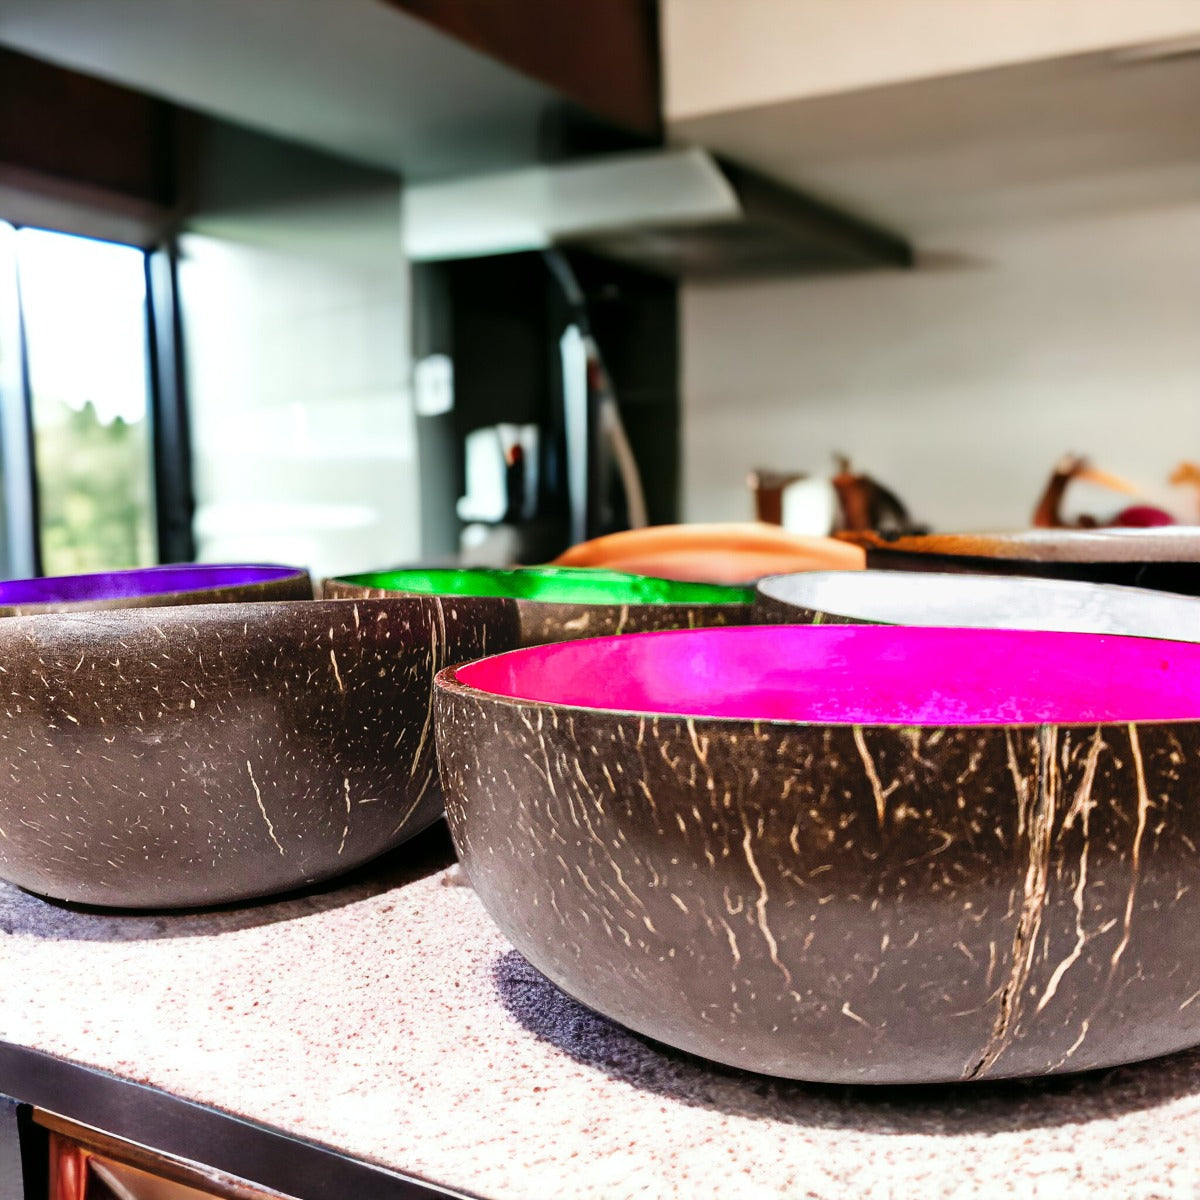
[2,822,1200,1200]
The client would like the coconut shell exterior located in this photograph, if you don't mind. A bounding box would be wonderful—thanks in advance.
[437,669,1200,1084]
[0,596,518,908]
[753,591,853,626]
[841,530,1200,595]
[323,580,751,647]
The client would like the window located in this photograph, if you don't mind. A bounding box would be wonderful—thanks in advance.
[0,223,168,578]
[17,227,156,575]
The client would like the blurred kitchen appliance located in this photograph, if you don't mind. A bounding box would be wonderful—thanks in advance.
[1031,453,1176,528]
[546,249,648,546]
[749,457,924,536]
[412,249,676,564]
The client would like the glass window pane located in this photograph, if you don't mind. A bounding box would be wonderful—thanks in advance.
[0,219,40,580]
[15,228,155,574]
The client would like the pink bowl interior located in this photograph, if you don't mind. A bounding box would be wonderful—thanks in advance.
[454,624,1200,726]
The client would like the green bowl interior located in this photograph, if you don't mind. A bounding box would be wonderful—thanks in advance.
[337,566,754,606]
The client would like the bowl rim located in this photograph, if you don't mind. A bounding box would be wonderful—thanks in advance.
[435,622,1200,731]
[0,591,508,637]
[326,565,756,608]
[0,562,312,608]
[756,568,1200,638]
[841,526,1200,563]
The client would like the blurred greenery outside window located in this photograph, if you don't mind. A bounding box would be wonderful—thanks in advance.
[15,227,156,574]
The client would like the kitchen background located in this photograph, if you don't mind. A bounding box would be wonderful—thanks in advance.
[0,0,1198,580]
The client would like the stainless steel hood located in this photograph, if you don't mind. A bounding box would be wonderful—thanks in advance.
[403,146,913,278]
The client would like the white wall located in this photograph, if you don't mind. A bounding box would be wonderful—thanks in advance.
[662,0,1200,120]
[682,203,1200,532]
[177,129,418,582]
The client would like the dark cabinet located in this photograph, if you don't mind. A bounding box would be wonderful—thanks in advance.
[40,1112,295,1200]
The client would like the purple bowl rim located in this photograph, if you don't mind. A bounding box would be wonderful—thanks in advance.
[0,563,309,606]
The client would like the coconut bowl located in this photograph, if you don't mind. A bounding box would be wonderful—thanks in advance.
[841,528,1200,595]
[755,569,1200,641]
[0,563,313,617]
[436,624,1200,1084]
[550,523,866,584]
[0,594,518,908]
[324,566,753,647]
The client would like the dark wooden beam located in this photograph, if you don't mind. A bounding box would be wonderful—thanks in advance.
[383,0,661,137]
[0,47,175,210]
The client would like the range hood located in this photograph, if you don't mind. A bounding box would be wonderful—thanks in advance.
[0,1,913,280]
[402,146,913,279]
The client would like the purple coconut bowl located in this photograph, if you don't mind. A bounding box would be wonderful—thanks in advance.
[0,564,312,616]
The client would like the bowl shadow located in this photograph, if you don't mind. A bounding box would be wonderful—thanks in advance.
[0,821,457,943]
[493,948,1200,1136]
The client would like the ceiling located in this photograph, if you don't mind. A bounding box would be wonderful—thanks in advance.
[2,2,1197,247]
[0,0,566,180]
[669,46,1200,242]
